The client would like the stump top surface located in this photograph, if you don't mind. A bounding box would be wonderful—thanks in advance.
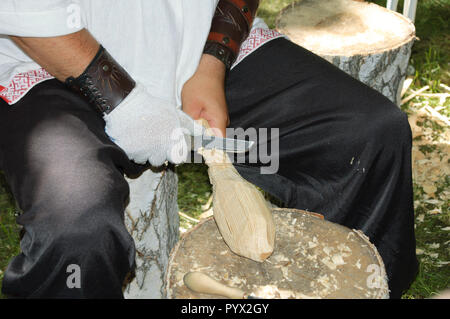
[276,0,415,56]
[166,208,389,299]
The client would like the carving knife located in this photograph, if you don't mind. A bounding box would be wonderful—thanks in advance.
[178,109,254,153]
[189,134,254,153]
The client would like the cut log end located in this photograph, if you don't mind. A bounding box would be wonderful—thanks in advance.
[276,0,416,105]
[276,0,415,56]
[167,208,389,299]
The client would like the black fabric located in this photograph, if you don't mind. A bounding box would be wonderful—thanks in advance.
[0,38,418,298]
[226,39,418,298]
[0,80,148,298]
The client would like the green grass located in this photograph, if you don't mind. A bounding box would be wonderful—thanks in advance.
[0,172,20,298]
[257,0,296,28]
[177,164,211,219]
[407,176,450,298]
[0,0,449,299]
[176,163,212,231]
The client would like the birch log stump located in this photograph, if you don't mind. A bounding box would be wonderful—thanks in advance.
[123,167,179,298]
[276,0,416,105]
[167,208,389,299]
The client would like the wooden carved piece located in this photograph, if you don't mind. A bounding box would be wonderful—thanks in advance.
[197,119,275,262]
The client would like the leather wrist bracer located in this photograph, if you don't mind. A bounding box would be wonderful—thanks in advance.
[65,45,136,115]
[204,0,260,68]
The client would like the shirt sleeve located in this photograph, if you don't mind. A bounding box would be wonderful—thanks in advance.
[0,0,85,37]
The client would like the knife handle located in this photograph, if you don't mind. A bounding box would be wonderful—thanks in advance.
[197,118,216,135]
[183,272,246,299]
[197,118,232,165]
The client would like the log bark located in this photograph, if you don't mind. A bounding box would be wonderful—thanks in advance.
[123,167,179,298]
[276,0,416,105]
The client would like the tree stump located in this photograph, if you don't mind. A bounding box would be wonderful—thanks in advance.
[166,208,389,299]
[123,167,179,298]
[276,0,416,105]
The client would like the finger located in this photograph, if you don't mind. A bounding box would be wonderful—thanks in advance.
[203,117,226,137]
[182,102,203,120]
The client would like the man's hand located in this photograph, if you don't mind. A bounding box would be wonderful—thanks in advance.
[181,54,229,137]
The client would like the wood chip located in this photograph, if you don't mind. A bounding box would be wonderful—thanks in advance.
[401,86,429,105]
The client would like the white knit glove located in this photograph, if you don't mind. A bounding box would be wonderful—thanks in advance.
[104,82,203,166]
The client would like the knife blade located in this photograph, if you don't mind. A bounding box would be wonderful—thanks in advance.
[177,109,254,153]
[189,134,254,153]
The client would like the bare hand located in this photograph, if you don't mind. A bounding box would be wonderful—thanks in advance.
[181,54,229,137]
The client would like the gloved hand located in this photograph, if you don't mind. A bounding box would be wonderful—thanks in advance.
[103,81,203,166]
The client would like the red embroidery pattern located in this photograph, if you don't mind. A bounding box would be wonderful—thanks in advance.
[232,27,286,69]
[1,29,285,105]
[0,68,54,104]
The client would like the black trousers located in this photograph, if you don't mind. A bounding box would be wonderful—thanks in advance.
[0,39,417,298]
